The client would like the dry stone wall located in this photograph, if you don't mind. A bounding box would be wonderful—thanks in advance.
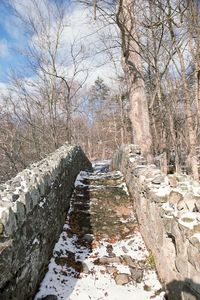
[0,144,92,300]
[112,145,200,299]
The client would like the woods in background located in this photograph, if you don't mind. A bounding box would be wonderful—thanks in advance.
[1,0,200,181]
[101,0,200,179]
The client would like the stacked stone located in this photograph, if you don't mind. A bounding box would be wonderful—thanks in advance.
[112,144,200,299]
[0,143,91,300]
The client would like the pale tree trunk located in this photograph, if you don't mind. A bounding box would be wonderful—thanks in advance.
[116,0,152,160]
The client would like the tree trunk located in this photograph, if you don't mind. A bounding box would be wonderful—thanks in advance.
[116,0,152,160]
[168,13,199,180]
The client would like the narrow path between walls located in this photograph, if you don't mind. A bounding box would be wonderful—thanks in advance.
[34,161,165,300]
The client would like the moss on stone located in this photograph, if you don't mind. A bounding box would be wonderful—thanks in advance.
[146,253,156,269]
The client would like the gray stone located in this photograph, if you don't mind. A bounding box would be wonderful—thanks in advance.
[114,273,130,285]
[82,262,90,274]
[152,175,165,185]
[177,200,188,211]
[169,191,183,205]
[144,284,151,291]
[99,256,121,264]
[12,194,19,202]
[189,235,200,251]
[122,246,128,253]
[112,144,200,298]
[133,166,147,177]
[129,266,143,282]
[187,244,200,272]
[121,255,137,268]
[0,200,13,208]
[18,192,32,213]
[3,207,17,235]
[82,234,93,243]
[13,201,26,225]
[168,175,177,188]
[163,216,173,234]
[175,255,188,276]
[150,191,169,203]
[0,144,92,300]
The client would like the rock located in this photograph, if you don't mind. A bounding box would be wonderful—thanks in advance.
[42,296,58,300]
[177,200,188,211]
[121,255,136,268]
[144,284,151,291]
[152,175,165,185]
[106,244,116,257]
[129,267,143,282]
[0,223,4,235]
[122,227,130,235]
[108,252,116,257]
[175,255,188,276]
[182,284,198,300]
[163,216,173,233]
[82,262,90,274]
[150,188,170,203]
[128,239,134,246]
[133,166,147,177]
[82,234,93,243]
[169,191,183,205]
[177,193,196,212]
[193,203,199,212]
[186,199,196,212]
[114,273,130,285]
[187,244,200,272]
[179,182,190,192]
[122,246,128,253]
[194,200,200,212]
[189,235,200,251]
[54,256,68,266]
[99,256,121,264]
[106,266,117,274]
[168,175,177,188]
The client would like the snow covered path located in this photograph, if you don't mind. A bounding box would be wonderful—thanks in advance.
[34,161,165,300]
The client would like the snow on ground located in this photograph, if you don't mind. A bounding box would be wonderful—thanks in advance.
[34,231,164,300]
[34,163,164,300]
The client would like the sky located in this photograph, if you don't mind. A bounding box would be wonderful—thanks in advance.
[0,0,121,91]
[0,2,22,82]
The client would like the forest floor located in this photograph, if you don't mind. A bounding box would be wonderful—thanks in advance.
[34,161,165,300]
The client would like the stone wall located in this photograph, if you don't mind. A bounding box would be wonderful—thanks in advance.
[0,144,92,300]
[112,145,200,299]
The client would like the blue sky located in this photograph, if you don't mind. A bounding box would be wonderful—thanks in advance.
[0,0,120,90]
[0,0,73,83]
[0,1,28,82]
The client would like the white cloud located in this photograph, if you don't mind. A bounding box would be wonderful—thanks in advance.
[59,5,122,87]
[6,0,122,88]
[0,39,9,57]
